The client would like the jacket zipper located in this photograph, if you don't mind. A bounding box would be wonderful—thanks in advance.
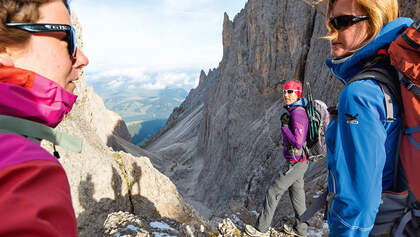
[328,168,337,215]
[328,168,337,193]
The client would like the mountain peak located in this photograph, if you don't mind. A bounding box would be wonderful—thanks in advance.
[199,70,207,85]
[223,12,234,53]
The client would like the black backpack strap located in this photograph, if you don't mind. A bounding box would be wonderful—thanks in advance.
[399,72,420,99]
[349,70,397,122]
[348,55,402,109]
[348,56,408,193]
[394,209,420,237]
[412,18,420,31]
[348,54,403,123]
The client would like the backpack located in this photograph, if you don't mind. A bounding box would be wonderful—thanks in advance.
[388,18,420,201]
[303,83,330,162]
[347,18,420,236]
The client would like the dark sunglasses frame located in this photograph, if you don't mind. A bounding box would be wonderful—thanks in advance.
[5,23,77,59]
[329,15,369,30]
[283,89,300,94]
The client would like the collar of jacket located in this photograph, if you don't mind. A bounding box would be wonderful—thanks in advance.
[325,17,413,84]
[0,66,77,128]
[285,97,308,111]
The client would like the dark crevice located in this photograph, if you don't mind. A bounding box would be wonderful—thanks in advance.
[300,10,318,82]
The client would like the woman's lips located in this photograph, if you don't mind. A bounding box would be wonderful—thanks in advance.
[331,41,341,46]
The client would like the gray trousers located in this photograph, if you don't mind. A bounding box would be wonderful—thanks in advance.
[256,160,309,235]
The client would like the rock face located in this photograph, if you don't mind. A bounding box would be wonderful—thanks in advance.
[40,14,201,237]
[145,0,419,221]
[144,68,218,217]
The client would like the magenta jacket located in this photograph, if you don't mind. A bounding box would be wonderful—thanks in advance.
[281,98,309,163]
[0,66,78,236]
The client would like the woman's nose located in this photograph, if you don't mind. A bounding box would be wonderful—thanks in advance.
[73,48,89,68]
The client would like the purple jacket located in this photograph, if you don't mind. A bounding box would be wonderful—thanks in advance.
[281,98,309,162]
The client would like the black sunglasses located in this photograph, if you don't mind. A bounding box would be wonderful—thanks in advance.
[329,15,369,30]
[6,23,77,58]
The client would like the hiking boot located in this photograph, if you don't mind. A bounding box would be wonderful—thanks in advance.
[282,224,305,237]
[244,224,269,237]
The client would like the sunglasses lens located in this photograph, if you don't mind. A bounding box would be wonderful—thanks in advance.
[66,26,77,58]
[330,15,349,30]
[330,15,367,30]
[283,90,295,94]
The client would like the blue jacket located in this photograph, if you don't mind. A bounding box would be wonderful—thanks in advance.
[325,17,413,237]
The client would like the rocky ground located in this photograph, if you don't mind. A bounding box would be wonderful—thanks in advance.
[104,207,328,237]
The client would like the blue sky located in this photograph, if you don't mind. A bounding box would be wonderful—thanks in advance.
[71,0,247,90]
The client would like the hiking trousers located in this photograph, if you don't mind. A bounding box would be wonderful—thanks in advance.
[256,160,309,234]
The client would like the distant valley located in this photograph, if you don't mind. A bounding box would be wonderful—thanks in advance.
[85,71,192,146]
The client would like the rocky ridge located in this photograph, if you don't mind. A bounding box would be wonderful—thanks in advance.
[145,0,419,227]
[145,0,336,219]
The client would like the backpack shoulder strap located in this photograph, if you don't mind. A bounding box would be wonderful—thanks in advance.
[0,115,83,153]
[348,56,402,122]
[399,73,420,99]
[349,70,397,122]
[380,83,395,122]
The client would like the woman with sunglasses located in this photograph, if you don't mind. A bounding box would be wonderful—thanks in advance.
[0,0,88,235]
[246,80,309,237]
[323,0,413,236]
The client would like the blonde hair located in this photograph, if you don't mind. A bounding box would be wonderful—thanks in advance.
[0,0,69,52]
[324,0,399,45]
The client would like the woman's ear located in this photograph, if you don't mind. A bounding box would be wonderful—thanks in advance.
[0,53,15,67]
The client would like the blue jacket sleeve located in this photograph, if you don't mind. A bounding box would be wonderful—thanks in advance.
[328,80,387,237]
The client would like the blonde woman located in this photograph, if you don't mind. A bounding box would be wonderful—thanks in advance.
[324,0,413,236]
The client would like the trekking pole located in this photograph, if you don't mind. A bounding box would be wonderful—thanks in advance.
[310,84,319,136]
[306,82,316,140]
[309,83,318,136]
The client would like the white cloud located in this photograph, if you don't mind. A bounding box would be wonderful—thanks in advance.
[71,0,247,73]
[86,67,200,91]
[140,71,198,90]
[107,79,124,89]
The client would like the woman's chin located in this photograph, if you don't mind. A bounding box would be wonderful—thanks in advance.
[65,81,76,93]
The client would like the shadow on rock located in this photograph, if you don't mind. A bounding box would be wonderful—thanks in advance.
[130,162,161,220]
[76,162,160,237]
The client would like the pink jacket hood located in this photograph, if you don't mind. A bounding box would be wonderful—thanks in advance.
[0,66,77,128]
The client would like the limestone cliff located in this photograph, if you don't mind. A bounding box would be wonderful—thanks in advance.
[145,0,419,221]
